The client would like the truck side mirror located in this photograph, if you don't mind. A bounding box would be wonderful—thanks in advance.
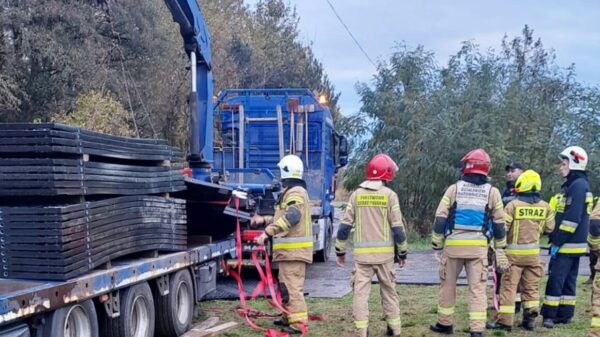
[339,136,348,167]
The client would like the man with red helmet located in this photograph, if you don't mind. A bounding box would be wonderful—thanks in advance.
[335,153,408,337]
[429,149,506,337]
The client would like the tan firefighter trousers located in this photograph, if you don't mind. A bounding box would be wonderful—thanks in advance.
[352,261,401,337]
[438,256,488,332]
[278,261,308,330]
[589,275,600,337]
[498,262,544,325]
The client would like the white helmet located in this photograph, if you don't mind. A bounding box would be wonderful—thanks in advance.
[559,146,588,171]
[278,155,304,180]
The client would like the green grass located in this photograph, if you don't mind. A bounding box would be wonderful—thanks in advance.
[198,277,594,337]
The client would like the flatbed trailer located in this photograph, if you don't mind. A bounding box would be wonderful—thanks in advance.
[0,238,236,337]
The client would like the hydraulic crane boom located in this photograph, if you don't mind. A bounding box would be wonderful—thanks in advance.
[164,0,214,177]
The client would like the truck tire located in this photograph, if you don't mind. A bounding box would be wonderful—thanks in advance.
[43,300,99,337]
[154,270,194,337]
[102,282,155,337]
[314,217,332,262]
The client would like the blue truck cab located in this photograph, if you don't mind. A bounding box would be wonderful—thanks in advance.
[213,88,348,261]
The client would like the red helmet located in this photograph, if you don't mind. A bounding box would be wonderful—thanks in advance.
[461,148,491,176]
[366,154,398,182]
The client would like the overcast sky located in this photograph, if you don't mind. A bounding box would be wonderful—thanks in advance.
[246,0,600,117]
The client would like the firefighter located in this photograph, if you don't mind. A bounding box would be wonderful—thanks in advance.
[253,154,312,334]
[586,195,600,285]
[502,162,524,205]
[429,148,506,337]
[335,153,408,337]
[497,162,525,312]
[588,199,600,337]
[486,170,555,331]
[541,146,593,329]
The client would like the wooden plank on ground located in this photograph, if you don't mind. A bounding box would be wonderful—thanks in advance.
[181,321,238,337]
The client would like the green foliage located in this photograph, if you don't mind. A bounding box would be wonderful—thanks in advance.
[0,0,341,146]
[344,26,600,234]
[51,91,136,137]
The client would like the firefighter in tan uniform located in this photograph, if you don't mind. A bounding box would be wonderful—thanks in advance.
[430,149,506,337]
[587,200,600,337]
[486,170,555,331]
[253,155,312,334]
[335,153,408,337]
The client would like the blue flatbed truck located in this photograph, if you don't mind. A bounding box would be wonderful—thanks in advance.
[0,0,241,336]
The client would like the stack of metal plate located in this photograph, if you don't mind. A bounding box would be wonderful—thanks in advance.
[0,123,189,280]
[0,196,187,281]
[0,123,185,197]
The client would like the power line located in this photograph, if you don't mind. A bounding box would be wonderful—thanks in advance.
[324,0,377,70]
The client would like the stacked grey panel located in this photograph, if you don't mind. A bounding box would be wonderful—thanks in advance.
[0,123,189,280]
[0,123,185,197]
[0,196,187,280]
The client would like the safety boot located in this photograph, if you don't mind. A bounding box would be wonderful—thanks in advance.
[280,326,302,334]
[386,325,400,336]
[542,318,554,329]
[273,318,289,326]
[429,323,454,334]
[470,333,484,337]
[520,310,537,331]
[485,321,511,331]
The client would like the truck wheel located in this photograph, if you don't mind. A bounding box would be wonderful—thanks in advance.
[43,300,99,337]
[102,282,155,337]
[155,270,194,337]
[314,218,332,262]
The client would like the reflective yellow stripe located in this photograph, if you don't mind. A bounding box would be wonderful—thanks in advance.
[559,224,576,233]
[437,306,454,315]
[558,247,587,254]
[276,217,290,231]
[494,201,504,210]
[354,320,368,329]
[387,317,401,327]
[499,305,515,314]
[391,204,400,211]
[505,213,514,223]
[560,299,576,306]
[544,300,559,307]
[469,311,487,321]
[441,196,450,206]
[272,242,313,250]
[356,194,388,207]
[445,239,488,247]
[382,208,389,241]
[592,317,600,328]
[522,300,539,309]
[506,248,540,256]
[356,208,361,242]
[354,246,394,254]
[288,312,308,323]
[284,196,305,205]
[495,238,507,248]
[432,233,444,244]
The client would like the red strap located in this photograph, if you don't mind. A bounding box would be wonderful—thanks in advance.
[229,196,296,337]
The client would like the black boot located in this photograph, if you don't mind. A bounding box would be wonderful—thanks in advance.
[520,310,537,331]
[280,326,302,334]
[485,321,512,331]
[430,323,454,334]
[273,318,289,326]
[543,318,554,329]
[515,301,522,313]
[470,333,484,337]
[386,325,394,336]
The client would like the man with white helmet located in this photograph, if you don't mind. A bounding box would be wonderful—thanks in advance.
[253,154,312,334]
[541,146,593,328]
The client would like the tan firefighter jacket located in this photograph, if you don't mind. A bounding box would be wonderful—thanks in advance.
[336,180,408,264]
[264,185,313,264]
[504,197,555,265]
[588,200,600,256]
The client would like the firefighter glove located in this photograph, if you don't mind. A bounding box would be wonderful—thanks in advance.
[495,249,510,273]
